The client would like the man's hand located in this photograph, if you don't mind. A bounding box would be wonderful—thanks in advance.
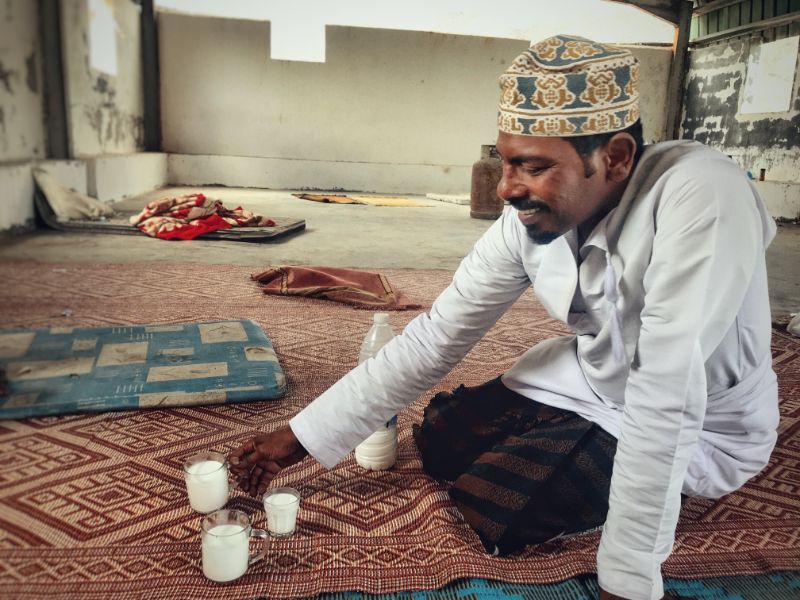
[228,425,309,497]
[600,591,696,600]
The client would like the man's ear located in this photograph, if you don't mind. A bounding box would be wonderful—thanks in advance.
[603,133,637,183]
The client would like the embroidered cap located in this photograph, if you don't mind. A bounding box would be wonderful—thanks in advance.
[498,34,640,137]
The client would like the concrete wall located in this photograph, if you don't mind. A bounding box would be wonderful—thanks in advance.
[0,0,46,231]
[159,14,672,193]
[682,38,800,184]
[752,181,800,221]
[61,0,145,157]
[88,152,167,202]
[0,0,46,162]
[631,45,672,143]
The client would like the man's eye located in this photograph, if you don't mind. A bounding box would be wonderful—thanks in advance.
[524,166,547,175]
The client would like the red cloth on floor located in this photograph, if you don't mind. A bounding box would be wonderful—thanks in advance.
[251,266,423,310]
[154,213,232,240]
[130,193,276,240]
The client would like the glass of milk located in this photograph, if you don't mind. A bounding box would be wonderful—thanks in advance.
[263,487,301,537]
[183,451,230,513]
[200,509,270,582]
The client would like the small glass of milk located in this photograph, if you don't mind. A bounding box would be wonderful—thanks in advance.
[263,487,301,537]
[184,451,230,513]
[200,509,270,582]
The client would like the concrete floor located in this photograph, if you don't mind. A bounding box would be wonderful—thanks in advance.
[0,185,798,318]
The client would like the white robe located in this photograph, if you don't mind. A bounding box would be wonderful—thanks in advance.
[290,140,779,600]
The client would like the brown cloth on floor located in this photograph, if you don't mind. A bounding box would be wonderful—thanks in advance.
[251,266,423,310]
[413,377,617,555]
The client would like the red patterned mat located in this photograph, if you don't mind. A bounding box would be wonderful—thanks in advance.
[0,261,797,599]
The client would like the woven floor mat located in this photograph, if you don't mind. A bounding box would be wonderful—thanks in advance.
[0,261,797,599]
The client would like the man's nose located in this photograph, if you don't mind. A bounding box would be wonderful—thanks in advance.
[496,167,524,201]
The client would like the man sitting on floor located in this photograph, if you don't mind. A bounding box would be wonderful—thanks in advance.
[229,34,779,600]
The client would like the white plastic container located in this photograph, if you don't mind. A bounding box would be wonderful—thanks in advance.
[354,313,398,471]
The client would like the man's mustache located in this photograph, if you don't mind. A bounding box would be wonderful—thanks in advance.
[508,197,549,212]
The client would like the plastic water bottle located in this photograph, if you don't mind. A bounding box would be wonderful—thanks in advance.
[354,313,398,470]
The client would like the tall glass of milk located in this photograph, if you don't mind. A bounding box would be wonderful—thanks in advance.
[184,451,230,513]
[263,487,301,537]
[200,509,270,582]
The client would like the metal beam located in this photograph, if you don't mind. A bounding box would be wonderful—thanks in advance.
[665,1,693,139]
[37,0,69,159]
[608,0,683,24]
[141,0,161,151]
[690,11,800,43]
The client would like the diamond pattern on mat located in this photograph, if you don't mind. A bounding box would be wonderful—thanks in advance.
[0,516,51,548]
[777,387,800,421]
[0,435,108,485]
[265,535,484,574]
[3,464,184,542]
[295,465,450,536]
[65,410,230,455]
[676,526,800,553]
[275,315,365,365]
[21,413,90,430]
[199,399,299,425]
[0,551,198,583]
[756,456,800,499]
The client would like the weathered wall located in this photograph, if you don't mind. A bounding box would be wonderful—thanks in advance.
[630,45,672,142]
[159,14,671,193]
[682,38,800,183]
[0,0,46,162]
[61,0,144,157]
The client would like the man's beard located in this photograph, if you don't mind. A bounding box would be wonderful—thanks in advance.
[524,226,560,245]
[510,198,560,245]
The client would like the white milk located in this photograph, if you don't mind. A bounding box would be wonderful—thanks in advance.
[185,460,229,513]
[201,524,249,582]
[264,492,300,536]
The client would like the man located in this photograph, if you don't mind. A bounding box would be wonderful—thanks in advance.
[229,35,779,600]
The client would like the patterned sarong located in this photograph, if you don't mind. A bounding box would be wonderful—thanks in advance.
[413,377,617,554]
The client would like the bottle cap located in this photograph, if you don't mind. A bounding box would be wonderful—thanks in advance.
[373,313,390,324]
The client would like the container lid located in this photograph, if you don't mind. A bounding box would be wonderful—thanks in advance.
[373,313,390,324]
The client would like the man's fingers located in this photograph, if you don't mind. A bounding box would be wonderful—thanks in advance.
[228,449,243,465]
[229,436,264,469]
[248,466,264,495]
[255,462,281,495]
[237,458,283,497]
[229,459,248,475]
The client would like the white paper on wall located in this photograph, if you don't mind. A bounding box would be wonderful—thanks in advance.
[88,0,118,76]
[740,35,799,114]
